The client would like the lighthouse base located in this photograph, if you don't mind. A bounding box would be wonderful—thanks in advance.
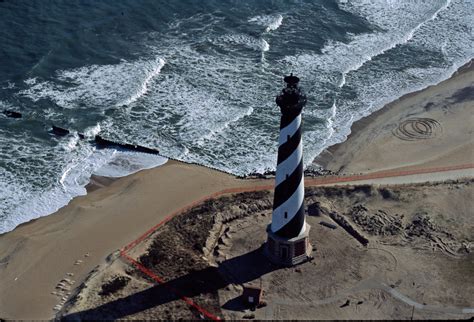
[265,223,312,266]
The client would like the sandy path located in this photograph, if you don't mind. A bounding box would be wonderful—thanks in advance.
[308,164,474,186]
[266,277,474,314]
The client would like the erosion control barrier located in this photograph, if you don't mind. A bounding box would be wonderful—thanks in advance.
[94,135,160,155]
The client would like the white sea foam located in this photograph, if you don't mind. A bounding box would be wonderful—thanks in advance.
[216,34,270,52]
[84,123,101,138]
[133,45,264,146]
[1,81,15,89]
[249,14,283,32]
[326,100,337,137]
[303,0,451,92]
[195,105,254,147]
[117,0,471,175]
[0,139,167,234]
[20,57,166,110]
[62,134,80,152]
[0,100,10,110]
[91,39,280,174]
[92,151,167,177]
[23,77,37,85]
[267,15,283,32]
[118,58,166,107]
[0,105,168,234]
[261,39,270,52]
[286,0,472,168]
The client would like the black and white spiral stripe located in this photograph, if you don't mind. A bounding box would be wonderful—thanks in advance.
[271,111,305,238]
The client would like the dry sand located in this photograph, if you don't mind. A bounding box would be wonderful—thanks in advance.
[0,60,473,319]
[0,161,265,319]
[59,181,474,320]
[314,60,474,174]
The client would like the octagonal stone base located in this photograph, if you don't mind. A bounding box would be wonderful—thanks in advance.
[265,223,312,266]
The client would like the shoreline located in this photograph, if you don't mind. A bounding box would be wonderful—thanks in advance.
[314,59,473,174]
[0,160,268,319]
[0,60,473,319]
[2,60,472,236]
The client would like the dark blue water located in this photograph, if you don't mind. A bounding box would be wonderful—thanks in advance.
[0,0,472,233]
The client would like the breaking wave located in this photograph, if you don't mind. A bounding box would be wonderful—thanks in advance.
[20,57,166,110]
[215,34,270,52]
[249,14,283,32]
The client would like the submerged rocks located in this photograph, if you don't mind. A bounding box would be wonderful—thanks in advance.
[2,110,22,118]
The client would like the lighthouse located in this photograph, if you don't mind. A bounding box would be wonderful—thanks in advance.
[265,74,312,266]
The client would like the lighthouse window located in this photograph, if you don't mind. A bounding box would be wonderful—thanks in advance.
[287,134,290,141]
[284,212,288,219]
[286,174,289,179]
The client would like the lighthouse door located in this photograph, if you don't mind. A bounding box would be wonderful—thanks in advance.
[280,245,289,260]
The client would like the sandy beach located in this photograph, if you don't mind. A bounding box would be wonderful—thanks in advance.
[0,61,473,319]
[314,60,473,174]
[0,161,266,319]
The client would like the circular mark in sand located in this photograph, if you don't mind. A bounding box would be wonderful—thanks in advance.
[392,118,442,141]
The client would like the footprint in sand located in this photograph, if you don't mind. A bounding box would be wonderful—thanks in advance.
[52,254,89,312]
[73,252,90,265]
[52,277,76,308]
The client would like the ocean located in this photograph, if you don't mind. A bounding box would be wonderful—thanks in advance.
[0,0,472,233]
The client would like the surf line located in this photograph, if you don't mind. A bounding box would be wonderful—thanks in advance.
[336,0,451,90]
[118,58,166,107]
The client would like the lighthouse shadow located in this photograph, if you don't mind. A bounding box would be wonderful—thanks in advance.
[219,244,277,311]
[61,245,278,320]
[218,244,277,284]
